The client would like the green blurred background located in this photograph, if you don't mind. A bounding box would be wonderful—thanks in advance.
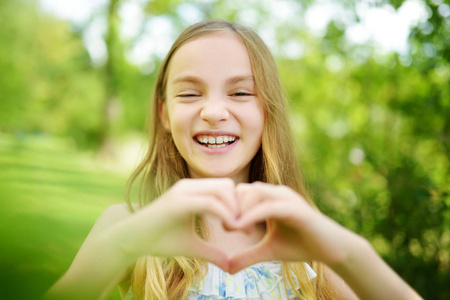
[0,0,449,299]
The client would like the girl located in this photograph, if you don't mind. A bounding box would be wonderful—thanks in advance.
[45,20,423,300]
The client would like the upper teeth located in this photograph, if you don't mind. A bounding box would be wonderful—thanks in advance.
[196,135,236,145]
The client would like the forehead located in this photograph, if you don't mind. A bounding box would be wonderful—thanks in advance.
[167,32,253,84]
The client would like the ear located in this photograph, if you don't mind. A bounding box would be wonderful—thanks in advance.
[158,100,170,132]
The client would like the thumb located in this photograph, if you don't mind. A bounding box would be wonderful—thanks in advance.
[228,243,273,274]
[193,240,230,272]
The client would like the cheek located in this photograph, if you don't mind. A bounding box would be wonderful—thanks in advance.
[167,105,185,128]
[242,104,264,149]
[248,104,264,134]
[167,106,194,142]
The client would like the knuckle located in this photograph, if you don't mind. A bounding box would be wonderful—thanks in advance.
[178,178,188,185]
[203,201,219,213]
[174,179,184,188]
[236,183,249,192]
[220,178,235,188]
[253,181,265,192]
[235,185,245,196]
[279,185,291,193]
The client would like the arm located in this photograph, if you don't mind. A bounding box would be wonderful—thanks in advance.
[323,265,359,300]
[43,204,136,300]
[44,179,237,300]
[229,182,423,300]
[329,233,422,300]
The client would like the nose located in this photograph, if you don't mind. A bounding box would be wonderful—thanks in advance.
[200,98,230,124]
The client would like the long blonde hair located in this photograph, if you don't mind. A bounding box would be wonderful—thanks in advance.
[125,20,335,300]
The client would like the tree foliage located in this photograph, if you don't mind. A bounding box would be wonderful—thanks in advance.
[0,0,448,298]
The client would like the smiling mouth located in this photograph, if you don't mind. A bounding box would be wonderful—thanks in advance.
[195,135,238,148]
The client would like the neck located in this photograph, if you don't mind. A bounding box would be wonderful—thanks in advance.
[188,166,251,184]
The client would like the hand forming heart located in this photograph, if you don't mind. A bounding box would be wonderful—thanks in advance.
[125,178,352,275]
[227,182,352,274]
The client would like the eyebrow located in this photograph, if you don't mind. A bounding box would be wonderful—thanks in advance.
[172,75,255,86]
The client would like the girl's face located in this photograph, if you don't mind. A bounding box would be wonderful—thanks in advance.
[162,32,264,183]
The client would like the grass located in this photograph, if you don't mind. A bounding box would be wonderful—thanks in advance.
[0,134,128,299]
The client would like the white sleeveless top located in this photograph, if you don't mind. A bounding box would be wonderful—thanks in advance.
[125,261,316,300]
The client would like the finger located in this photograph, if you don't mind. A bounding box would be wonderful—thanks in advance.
[187,195,236,226]
[236,183,265,215]
[228,243,273,274]
[181,178,238,216]
[192,239,230,272]
[222,220,238,232]
[234,201,287,230]
[159,230,230,271]
[236,182,289,215]
[223,216,259,234]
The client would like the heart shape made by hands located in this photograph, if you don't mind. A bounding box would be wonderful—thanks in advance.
[193,182,330,274]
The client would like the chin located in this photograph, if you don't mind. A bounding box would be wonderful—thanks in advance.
[205,171,237,179]
[193,167,242,180]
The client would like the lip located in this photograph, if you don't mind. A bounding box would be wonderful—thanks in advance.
[193,130,240,154]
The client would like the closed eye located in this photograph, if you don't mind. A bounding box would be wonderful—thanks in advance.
[177,93,200,98]
[231,91,254,97]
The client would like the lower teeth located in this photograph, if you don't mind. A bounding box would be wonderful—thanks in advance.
[207,144,226,148]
